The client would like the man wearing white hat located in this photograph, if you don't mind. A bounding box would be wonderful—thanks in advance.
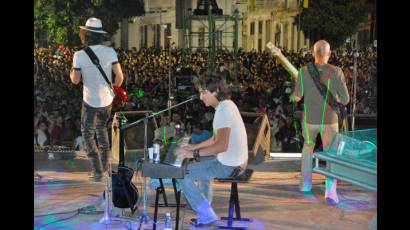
[70,17,124,181]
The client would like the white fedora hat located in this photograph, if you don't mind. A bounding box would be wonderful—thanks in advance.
[79,17,107,34]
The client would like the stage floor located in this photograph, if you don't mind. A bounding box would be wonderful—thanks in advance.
[34,157,376,229]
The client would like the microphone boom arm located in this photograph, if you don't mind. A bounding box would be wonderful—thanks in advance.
[120,95,198,130]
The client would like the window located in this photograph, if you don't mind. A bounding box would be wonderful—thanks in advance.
[141,25,148,48]
[154,24,160,49]
[164,23,172,48]
[258,38,262,51]
[259,21,263,34]
[275,24,281,47]
[305,31,308,46]
[283,23,288,49]
[266,20,271,43]
[250,22,255,35]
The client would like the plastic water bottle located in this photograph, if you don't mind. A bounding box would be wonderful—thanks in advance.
[153,143,160,163]
[164,212,172,230]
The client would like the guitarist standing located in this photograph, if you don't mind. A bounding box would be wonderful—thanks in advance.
[70,18,124,182]
[292,40,349,204]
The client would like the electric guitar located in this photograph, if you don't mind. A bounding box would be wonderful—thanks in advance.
[266,42,299,79]
[112,86,128,112]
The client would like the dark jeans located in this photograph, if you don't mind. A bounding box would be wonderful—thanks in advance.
[81,102,112,175]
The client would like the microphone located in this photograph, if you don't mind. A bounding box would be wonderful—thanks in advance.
[189,94,199,100]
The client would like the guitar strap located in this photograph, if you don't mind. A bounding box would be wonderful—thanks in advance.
[307,62,340,113]
[82,46,115,90]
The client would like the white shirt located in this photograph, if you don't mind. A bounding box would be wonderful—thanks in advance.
[72,45,118,107]
[213,100,248,167]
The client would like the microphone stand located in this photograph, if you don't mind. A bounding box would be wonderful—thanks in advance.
[100,116,139,227]
[119,95,198,225]
[351,50,359,131]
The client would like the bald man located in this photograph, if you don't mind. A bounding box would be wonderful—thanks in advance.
[292,40,349,204]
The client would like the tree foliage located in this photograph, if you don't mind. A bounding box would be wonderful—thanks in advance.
[34,0,144,47]
[297,0,370,48]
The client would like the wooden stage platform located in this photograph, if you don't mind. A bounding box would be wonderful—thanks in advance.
[34,153,376,229]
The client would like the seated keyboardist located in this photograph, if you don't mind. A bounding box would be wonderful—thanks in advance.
[175,72,248,227]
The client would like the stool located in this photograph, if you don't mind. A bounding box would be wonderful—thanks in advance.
[152,178,184,230]
[215,168,254,229]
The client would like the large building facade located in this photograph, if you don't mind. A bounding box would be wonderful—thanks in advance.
[112,0,310,52]
[242,0,309,51]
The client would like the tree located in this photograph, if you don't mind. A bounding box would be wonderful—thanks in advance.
[34,0,144,47]
[297,0,370,48]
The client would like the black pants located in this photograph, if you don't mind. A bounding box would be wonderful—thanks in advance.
[81,102,112,174]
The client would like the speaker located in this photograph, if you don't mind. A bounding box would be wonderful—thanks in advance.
[111,111,159,163]
[241,112,271,164]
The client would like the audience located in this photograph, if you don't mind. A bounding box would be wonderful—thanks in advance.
[34,44,377,152]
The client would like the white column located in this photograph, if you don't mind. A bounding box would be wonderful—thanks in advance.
[147,24,154,47]
[160,25,165,49]
[287,22,292,50]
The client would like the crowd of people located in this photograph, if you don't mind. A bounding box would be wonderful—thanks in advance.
[34,44,377,152]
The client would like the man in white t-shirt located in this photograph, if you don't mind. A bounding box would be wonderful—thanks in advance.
[70,18,124,181]
[176,72,248,227]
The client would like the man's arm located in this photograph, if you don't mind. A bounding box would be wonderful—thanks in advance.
[335,67,350,106]
[192,135,216,149]
[181,128,230,158]
[112,63,124,87]
[70,68,81,85]
[291,68,303,102]
[70,52,81,85]
[197,127,230,156]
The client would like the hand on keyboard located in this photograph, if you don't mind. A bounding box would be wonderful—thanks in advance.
[175,146,194,160]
